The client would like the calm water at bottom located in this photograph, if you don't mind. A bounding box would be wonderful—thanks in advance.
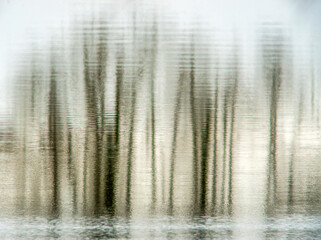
[0,214,320,239]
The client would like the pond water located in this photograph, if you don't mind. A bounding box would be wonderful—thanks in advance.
[1,215,321,239]
[0,0,321,239]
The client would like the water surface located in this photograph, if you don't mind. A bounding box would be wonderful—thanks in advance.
[1,0,321,239]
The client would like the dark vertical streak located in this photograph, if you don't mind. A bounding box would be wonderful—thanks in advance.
[200,101,211,214]
[262,28,283,214]
[93,74,101,214]
[83,22,107,215]
[227,73,238,215]
[67,115,77,215]
[95,25,107,214]
[105,130,114,212]
[266,65,281,210]
[82,37,90,214]
[168,72,184,215]
[161,151,165,205]
[125,74,138,215]
[189,41,199,212]
[150,19,157,211]
[227,42,238,215]
[212,72,219,213]
[49,58,59,218]
[151,75,157,209]
[220,91,229,213]
[105,52,122,213]
[67,123,72,178]
[125,13,139,216]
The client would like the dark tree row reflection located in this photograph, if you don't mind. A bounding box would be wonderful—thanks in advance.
[6,12,321,218]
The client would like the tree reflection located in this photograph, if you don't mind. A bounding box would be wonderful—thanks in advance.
[9,12,320,219]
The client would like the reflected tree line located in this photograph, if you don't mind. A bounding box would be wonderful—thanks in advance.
[8,13,321,218]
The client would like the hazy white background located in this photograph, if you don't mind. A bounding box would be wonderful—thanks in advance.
[0,0,318,113]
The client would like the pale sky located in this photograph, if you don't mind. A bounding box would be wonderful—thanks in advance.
[0,0,72,113]
[0,0,316,114]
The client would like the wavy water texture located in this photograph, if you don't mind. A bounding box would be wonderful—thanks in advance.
[0,0,321,239]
